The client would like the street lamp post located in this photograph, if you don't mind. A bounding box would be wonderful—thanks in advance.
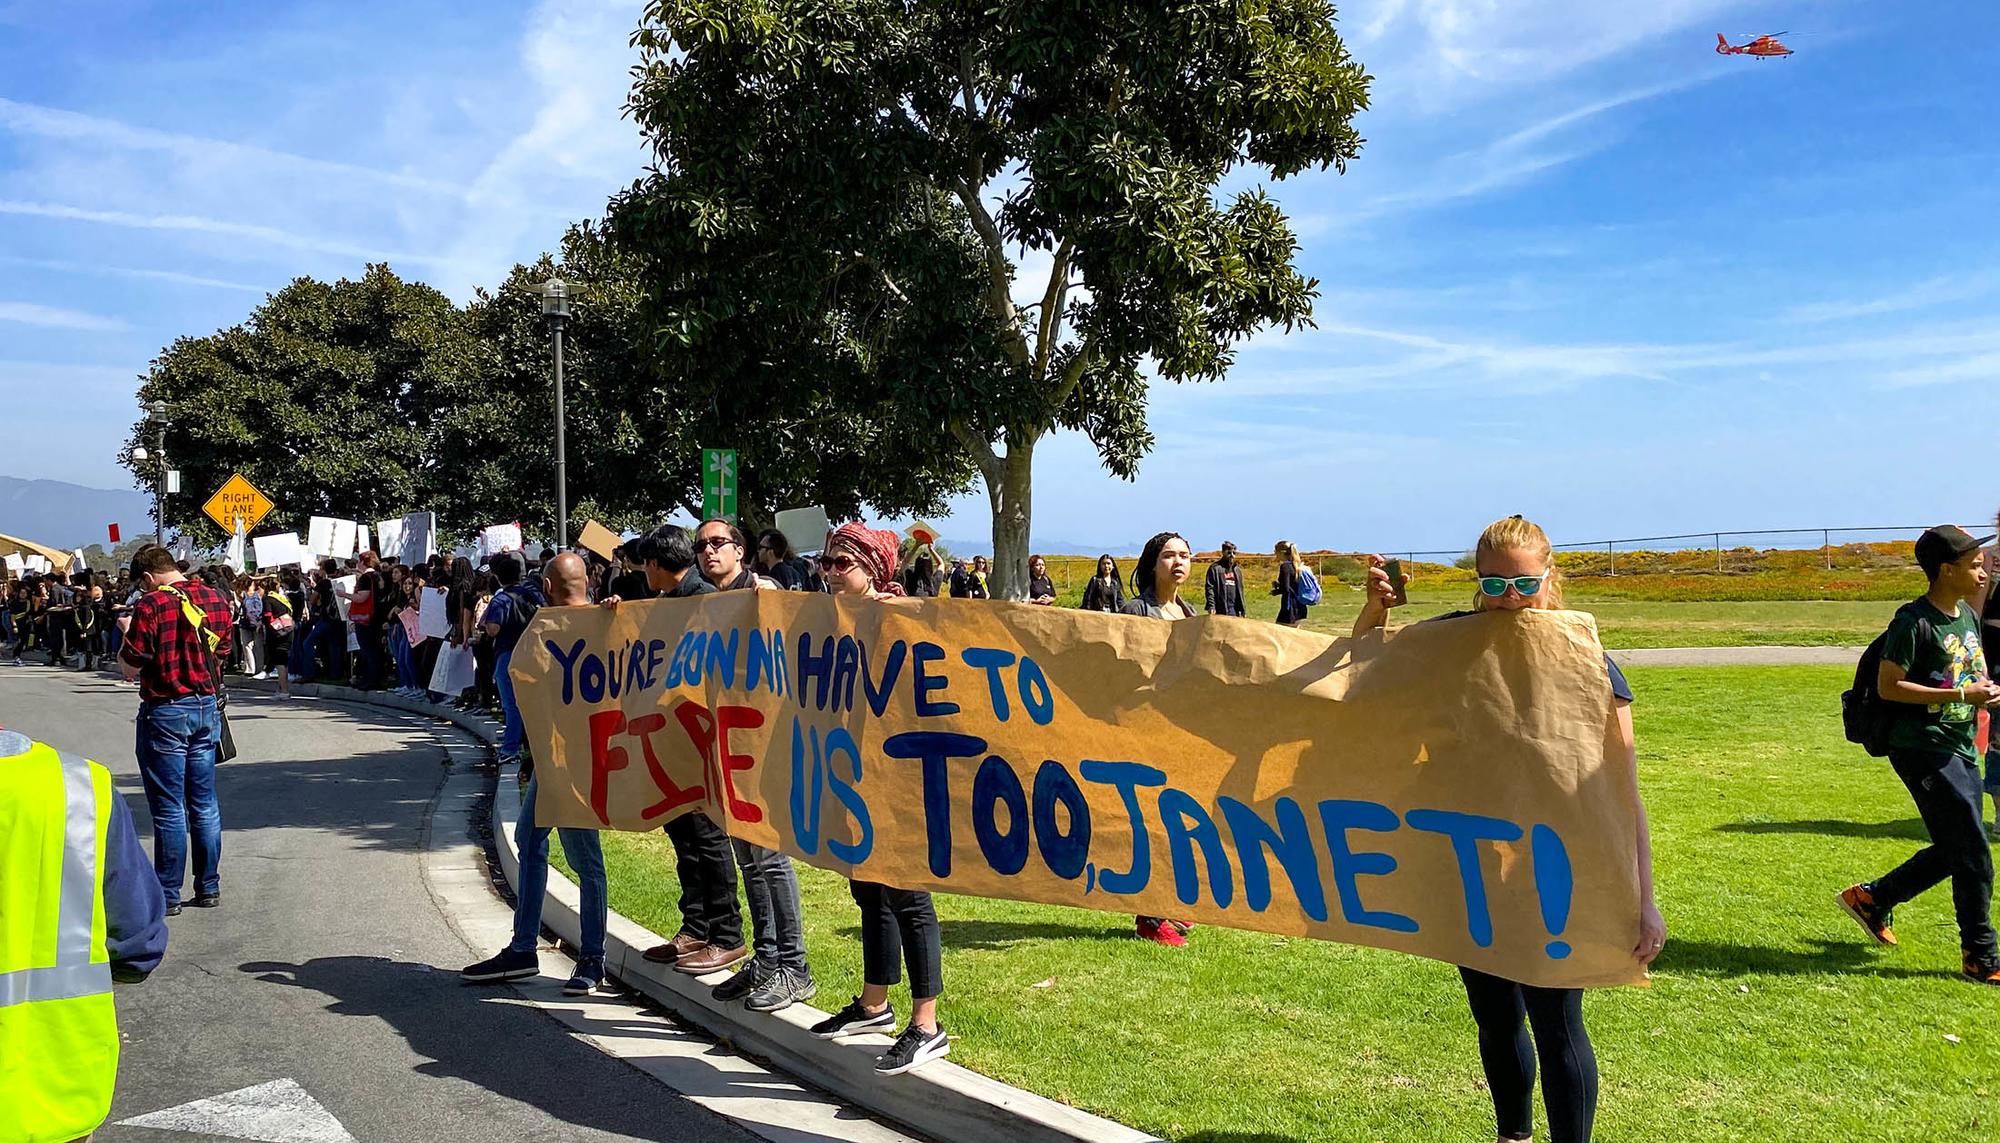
[541,277,572,552]
[141,400,169,546]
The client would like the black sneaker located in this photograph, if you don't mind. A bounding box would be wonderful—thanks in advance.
[164,901,182,917]
[745,966,816,1013]
[711,960,772,1003]
[875,1023,950,1076]
[562,957,606,996]
[190,891,221,909]
[811,997,896,1039]
[461,947,539,983]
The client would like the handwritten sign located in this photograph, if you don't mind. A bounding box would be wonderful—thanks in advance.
[512,596,1644,988]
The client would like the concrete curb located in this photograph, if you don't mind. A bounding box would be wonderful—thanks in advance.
[253,679,1157,1143]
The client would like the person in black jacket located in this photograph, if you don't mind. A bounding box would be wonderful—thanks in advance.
[1080,554,1125,612]
[1273,540,1309,628]
[1204,541,1247,617]
[901,550,941,598]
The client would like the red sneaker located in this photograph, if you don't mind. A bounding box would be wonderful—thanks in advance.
[1136,917,1187,948]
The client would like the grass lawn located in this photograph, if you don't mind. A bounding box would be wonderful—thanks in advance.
[1121,579,1898,649]
[557,666,2000,1141]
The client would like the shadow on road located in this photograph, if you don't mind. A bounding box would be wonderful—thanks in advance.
[242,956,847,1142]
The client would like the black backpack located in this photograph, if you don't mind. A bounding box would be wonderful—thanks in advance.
[1842,602,1932,757]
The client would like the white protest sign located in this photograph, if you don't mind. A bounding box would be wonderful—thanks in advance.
[417,587,451,640]
[774,506,833,553]
[253,533,306,571]
[357,523,371,558]
[399,512,436,566]
[330,519,358,561]
[2,553,22,575]
[478,523,523,560]
[375,518,405,562]
[307,516,337,558]
[333,575,357,621]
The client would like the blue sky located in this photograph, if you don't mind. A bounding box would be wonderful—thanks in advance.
[4,0,1997,554]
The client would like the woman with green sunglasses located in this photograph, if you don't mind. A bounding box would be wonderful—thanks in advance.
[1352,514,1664,1143]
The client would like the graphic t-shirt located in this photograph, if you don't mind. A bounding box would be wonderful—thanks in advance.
[1883,597,1986,756]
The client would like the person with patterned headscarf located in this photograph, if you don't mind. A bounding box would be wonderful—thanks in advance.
[806,522,951,1076]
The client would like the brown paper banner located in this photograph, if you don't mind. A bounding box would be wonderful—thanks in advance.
[512,593,1643,988]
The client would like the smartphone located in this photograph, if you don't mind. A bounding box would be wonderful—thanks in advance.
[1381,559,1409,607]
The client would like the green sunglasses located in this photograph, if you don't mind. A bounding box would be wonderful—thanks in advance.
[1477,572,1552,597]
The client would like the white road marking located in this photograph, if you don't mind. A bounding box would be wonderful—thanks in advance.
[115,1078,357,1143]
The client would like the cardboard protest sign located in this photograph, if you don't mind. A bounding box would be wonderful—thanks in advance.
[774,507,832,553]
[512,595,1644,988]
[576,520,623,562]
[418,587,451,640]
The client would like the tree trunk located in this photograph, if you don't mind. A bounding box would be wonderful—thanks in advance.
[985,439,1034,601]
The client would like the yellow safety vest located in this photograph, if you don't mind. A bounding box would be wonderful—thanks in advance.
[0,733,117,1143]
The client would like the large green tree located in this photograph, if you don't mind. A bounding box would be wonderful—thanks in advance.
[122,265,487,544]
[618,0,1369,596]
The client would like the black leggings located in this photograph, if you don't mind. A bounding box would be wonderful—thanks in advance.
[850,881,942,999]
[1459,967,1596,1143]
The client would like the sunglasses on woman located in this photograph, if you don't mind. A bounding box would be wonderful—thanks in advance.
[816,553,862,574]
[1477,571,1553,597]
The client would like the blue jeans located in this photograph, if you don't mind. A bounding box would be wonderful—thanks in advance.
[389,623,418,690]
[135,694,223,905]
[495,649,524,757]
[297,618,339,680]
[511,778,607,960]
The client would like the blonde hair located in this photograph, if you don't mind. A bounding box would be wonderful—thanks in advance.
[1275,540,1299,564]
[1474,514,1564,609]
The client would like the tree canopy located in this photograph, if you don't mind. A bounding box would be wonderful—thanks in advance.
[616,0,1370,595]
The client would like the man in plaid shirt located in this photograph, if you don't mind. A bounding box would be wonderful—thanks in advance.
[120,544,233,915]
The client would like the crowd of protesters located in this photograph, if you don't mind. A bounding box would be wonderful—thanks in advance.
[3,518,1656,1137]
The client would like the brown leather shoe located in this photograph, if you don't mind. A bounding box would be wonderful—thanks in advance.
[642,933,710,964]
[675,944,749,975]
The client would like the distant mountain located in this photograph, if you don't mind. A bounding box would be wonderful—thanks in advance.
[0,476,154,550]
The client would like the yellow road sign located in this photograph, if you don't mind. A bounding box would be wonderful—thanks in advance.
[201,473,275,533]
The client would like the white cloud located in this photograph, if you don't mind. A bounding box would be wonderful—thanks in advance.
[1781,273,1996,324]
[0,301,126,331]
[0,255,267,293]
[1343,0,1749,108]
[0,199,438,265]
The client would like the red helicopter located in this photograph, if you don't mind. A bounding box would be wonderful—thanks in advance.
[1716,32,1796,57]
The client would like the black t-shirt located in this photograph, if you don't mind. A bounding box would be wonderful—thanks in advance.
[1029,574,1056,600]
[611,569,654,602]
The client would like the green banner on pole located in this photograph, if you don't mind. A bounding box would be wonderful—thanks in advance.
[702,447,738,523]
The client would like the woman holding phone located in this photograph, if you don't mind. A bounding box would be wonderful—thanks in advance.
[1353,515,1664,1143]
[1121,532,1200,947]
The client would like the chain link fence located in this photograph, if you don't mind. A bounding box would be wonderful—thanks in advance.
[1375,526,1956,578]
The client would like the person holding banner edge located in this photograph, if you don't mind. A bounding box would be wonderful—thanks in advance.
[690,518,817,1013]
[605,525,754,979]
[461,553,612,996]
[1356,515,1663,1143]
[1120,531,1202,949]
[807,522,953,1075]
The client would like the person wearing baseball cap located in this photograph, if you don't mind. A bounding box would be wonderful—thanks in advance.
[1840,524,2000,984]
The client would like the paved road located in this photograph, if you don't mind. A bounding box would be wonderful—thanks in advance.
[0,664,762,1143]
